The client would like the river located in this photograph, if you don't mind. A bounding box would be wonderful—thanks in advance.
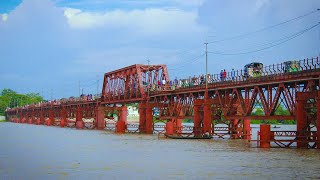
[0,122,319,179]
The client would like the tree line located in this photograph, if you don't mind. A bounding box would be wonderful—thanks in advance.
[0,89,44,116]
[251,105,295,124]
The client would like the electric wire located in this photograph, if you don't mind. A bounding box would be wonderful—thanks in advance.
[168,53,205,71]
[208,23,320,55]
[207,9,319,44]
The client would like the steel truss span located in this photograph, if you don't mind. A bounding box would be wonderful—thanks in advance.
[6,57,320,148]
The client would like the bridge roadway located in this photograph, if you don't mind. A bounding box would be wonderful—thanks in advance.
[5,57,320,148]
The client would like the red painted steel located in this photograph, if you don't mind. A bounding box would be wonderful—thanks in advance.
[116,106,127,133]
[145,103,153,134]
[317,91,320,149]
[138,102,146,133]
[5,57,320,148]
[260,124,271,148]
[165,121,174,135]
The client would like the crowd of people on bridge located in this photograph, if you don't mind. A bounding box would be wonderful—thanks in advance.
[142,68,239,92]
[6,94,100,112]
[80,94,94,101]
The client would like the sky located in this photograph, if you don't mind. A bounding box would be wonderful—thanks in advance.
[0,0,319,100]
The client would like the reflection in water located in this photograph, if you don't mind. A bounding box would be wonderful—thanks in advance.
[0,122,319,179]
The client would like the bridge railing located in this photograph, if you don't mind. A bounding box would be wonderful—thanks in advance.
[150,57,319,92]
[6,93,102,112]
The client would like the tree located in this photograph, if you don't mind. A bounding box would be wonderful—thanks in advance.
[274,105,295,124]
[0,89,44,116]
[0,88,16,96]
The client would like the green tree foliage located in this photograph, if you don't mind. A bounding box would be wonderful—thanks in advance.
[0,88,44,116]
[251,105,295,124]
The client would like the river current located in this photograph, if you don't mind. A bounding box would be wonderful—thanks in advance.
[0,122,319,179]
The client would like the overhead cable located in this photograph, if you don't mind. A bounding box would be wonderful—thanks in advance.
[208,23,320,55]
[208,9,319,44]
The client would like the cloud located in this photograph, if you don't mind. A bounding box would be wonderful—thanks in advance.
[1,14,8,21]
[1,0,319,99]
[63,7,206,36]
[254,0,270,12]
[0,0,207,98]
[56,0,205,10]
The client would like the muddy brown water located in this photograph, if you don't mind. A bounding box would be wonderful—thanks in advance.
[0,122,319,179]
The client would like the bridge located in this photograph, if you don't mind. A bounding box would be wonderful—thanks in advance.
[5,57,320,149]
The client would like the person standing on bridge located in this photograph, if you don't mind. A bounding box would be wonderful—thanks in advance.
[231,68,235,81]
[223,69,227,81]
[162,78,166,90]
[174,77,178,86]
[157,80,160,90]
[220,70,224,82]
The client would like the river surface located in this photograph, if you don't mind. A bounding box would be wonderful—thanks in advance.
[0,122,319,179]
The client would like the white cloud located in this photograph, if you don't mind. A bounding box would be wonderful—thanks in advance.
[254,0,270,12]
[1,14,8,21]
[63,7,206,35]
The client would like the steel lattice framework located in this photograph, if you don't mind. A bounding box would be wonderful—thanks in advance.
[5,57,320,148]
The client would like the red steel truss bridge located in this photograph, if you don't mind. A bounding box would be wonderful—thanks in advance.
[6,57,320,149]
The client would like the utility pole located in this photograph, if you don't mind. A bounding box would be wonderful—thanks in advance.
[318,21,320,57]
[50,89,53,101]
[318,9,320,56]
[78,80,81,97]
[97,79,99,96]
[204,42,208,89]
[41,88,43,102]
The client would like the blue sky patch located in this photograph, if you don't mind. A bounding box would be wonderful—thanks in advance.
[0,0,22,13]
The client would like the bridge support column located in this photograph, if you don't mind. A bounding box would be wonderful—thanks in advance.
[60,109,67,128]
[203,101,212,135]
[76,107,84,129]
[165,121,174,135]
[47,110,54,126]
[145,103,153,134]
[230,119,239,139]
[138,102,153,134]
[35,117,40,125]
[95,106,106,130]
[28,112,34,124]
[22,113,27,123]
[38,111,44,125]
[193,103,201,137]
[32,112,35,124]
[172,111,183,134]
[317,91,320,149]
[139,102,146,133]
[26,113,30,123]
[116,106,127,133]
[243,118,251,140]
[19,112,23,123]
[296,93,308,148]
[260,124,271,148]
[175,118,182,134]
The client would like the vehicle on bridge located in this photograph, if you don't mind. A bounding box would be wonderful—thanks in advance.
[244,62,263,78]
[283,60,300,73]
